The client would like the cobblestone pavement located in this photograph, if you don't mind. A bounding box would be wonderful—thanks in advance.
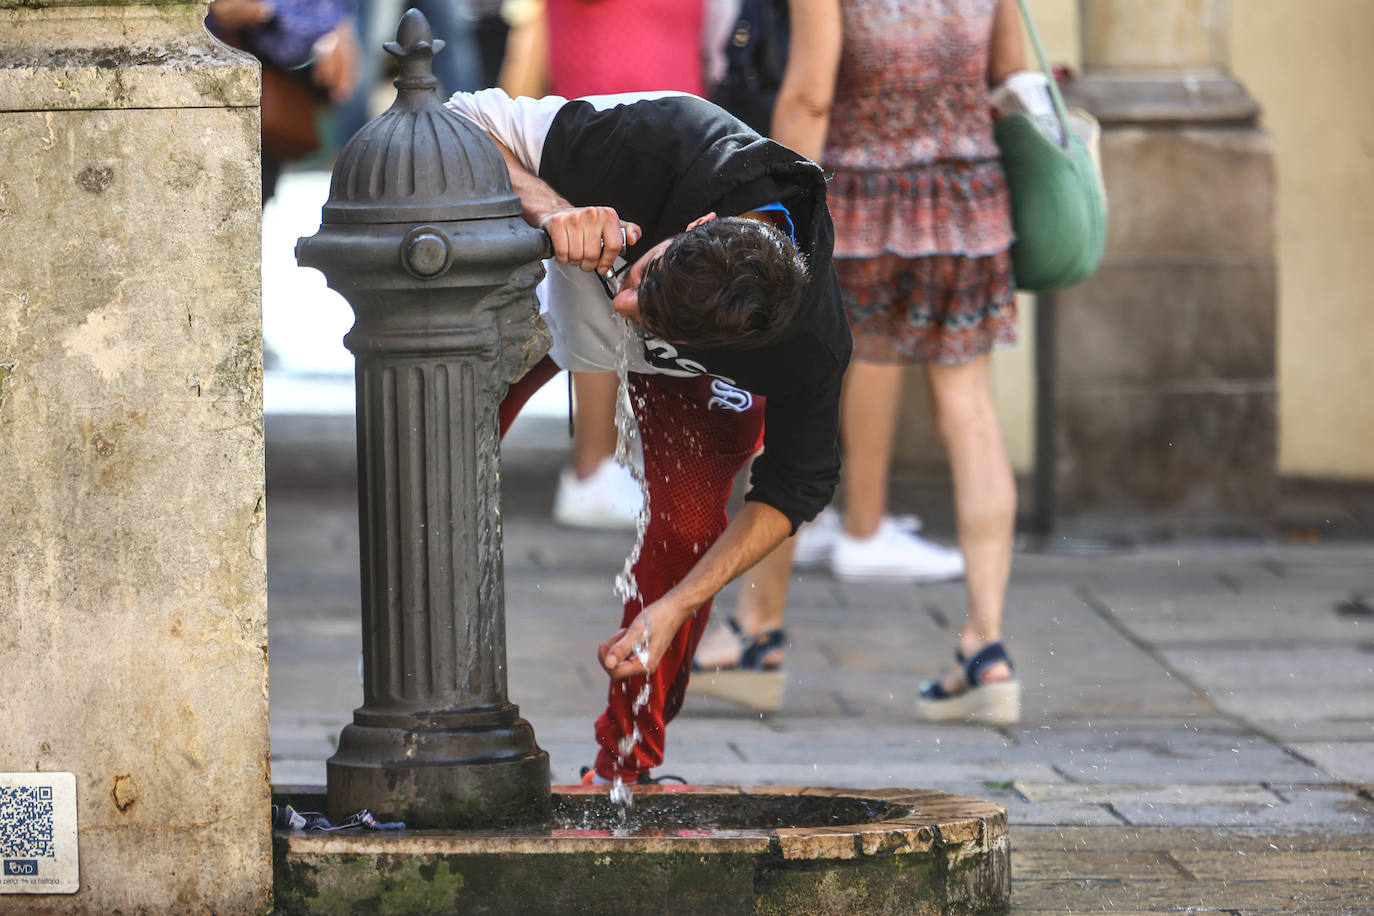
[267,417,1374,913]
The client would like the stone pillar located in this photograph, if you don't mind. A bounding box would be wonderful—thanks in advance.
[1046,0,1276,537]
[0,2,268,913]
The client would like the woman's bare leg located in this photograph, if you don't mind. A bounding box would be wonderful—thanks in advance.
[570,370,621,478]
[693,532,796,668]
[924,355,1015,687]
[841,361,905,538]
[731,534,797,636]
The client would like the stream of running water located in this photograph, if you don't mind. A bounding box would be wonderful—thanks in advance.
[609,312,653,810]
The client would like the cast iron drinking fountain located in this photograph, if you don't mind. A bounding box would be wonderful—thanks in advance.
[285,10,1010,913]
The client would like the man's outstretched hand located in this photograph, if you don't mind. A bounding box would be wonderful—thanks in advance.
[597,602,688,680]
[540,207,642,276]
[596,503,793,681]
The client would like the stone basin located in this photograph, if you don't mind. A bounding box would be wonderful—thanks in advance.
[273,785,1009,914]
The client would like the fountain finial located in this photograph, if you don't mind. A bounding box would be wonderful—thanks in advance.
[384,8,447,92]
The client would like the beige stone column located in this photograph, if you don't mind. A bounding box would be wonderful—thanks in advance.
[1074,0,1258,120]
[1045,0,1277,536]
[0,2,268,912]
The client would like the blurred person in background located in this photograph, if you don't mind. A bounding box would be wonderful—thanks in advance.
[336,0,483,141]
[692,0,1026,727]
[208,0,361,204]
[496,0,548,98]
[471,0,516,90]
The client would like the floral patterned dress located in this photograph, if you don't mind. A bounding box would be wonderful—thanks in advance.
[822,0,1017,365]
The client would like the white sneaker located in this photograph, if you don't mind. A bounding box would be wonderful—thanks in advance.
[831,518,965,583]
[793,507,842,567]
[794,509,924,568]
[552,457,643,530]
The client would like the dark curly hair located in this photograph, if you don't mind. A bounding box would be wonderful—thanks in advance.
[635,217,810,351]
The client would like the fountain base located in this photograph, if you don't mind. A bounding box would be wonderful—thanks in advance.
[326,717,551,829]
[273,785,1009,914]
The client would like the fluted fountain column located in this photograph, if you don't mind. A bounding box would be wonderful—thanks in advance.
[296,10,551,828]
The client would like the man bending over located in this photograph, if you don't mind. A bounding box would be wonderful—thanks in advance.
[446,89,850,784]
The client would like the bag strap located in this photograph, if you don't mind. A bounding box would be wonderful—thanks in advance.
[1015,0,1072,148]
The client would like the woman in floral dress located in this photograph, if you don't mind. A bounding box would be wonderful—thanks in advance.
[822,0,1025,724]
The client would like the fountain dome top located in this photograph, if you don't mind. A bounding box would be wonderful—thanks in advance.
[320,9,521,226]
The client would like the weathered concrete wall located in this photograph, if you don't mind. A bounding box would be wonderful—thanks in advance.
[0,1,269,912]
[1045,0,1277,537]
[1233,0,1374,480]
[1080,0,1230,71]
[1048,124,1277,536]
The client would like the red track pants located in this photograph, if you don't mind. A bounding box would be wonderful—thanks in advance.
[500,358,765,781]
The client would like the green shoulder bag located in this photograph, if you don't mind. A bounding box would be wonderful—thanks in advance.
[994,0,1108,291]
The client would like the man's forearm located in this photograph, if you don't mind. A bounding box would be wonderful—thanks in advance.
[599,500,792,678]
[489,135,570,228]
[649,501,792,634]
[488,133,640,273]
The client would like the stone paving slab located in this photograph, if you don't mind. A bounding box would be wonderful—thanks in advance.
[997,799,1126,827]
[694,722,1016,761]
[1287,741,1374,782]
[1205,688,1374,727]
[1157,645,1374,688]
[1250,719,1374,744]
[663,760,1065,787]
[1012,849,1190,880]
[506,576,626,611]
[820,577,966,611]
[687,684,853,718]
[999,727,1335,783]
[1010,715,1239,732]
[269,759,327,785]
[1006,555,1227,593]
[1113,787,1373,830]
[1011,877,1374,913]
[1014,781,1281,806]
[1248,546,1374,574]
[269,719,344,759]
[268,667,357,722]
[1172,848,1373,881]
[1011,823,1374,851]
[1086,588,1373,644]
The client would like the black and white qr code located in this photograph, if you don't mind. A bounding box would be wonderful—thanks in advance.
[0,786,56,859]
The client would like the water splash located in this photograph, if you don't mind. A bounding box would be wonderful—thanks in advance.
[609,314,654,814]
[631,615,652,672]
[612,317,651,604]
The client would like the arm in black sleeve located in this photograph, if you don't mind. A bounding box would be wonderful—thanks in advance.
[742,349,845,534]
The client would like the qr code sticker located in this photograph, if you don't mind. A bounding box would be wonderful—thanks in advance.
[0,786,56,859]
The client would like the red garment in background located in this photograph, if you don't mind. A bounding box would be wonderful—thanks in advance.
[545,0,704,99]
